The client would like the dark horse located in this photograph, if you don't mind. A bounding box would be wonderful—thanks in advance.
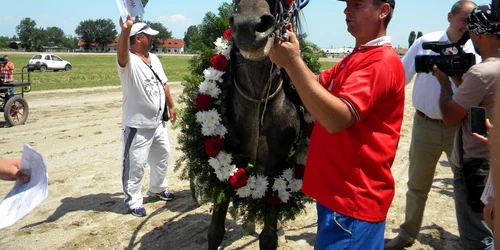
[207,0,305,249]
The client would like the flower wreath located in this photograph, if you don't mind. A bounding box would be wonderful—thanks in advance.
[177,28,315,220]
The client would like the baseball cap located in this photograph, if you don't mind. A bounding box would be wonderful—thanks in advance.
[337,0,395,9]
[467,4,500,35]
[129,23,159,37]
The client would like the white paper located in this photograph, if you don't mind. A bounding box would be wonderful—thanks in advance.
[0,144,48,229]
[481,169,494,205]
[116,0,145,21]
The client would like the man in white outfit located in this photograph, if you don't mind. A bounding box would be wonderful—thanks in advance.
[116,14,177,217]
[385,1,480,249]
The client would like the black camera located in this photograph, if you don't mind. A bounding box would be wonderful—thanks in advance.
[0,57,7,65]
[415,31,476,76]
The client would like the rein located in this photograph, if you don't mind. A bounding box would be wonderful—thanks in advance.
[233,66,283,104]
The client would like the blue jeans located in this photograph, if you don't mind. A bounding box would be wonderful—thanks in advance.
[453,166,493,249]
[315,202,385,250]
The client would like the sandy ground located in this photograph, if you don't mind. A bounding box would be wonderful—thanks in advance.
[0,79,460,250]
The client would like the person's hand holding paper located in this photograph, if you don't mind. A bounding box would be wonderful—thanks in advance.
[116,0,145,22]
[0,144,48,229]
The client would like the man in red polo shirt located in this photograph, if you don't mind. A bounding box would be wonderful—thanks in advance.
[270,0,404,248]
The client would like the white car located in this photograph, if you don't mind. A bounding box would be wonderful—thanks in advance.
[27,54,72,72]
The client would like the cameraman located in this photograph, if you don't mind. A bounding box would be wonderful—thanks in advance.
[0,55,15,96]
[386,1,479,249]
[433,4,500,249]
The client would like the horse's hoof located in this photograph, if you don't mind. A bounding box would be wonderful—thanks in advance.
[242,221,256,235]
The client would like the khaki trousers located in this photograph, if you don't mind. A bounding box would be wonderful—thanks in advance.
[399,112,456,239]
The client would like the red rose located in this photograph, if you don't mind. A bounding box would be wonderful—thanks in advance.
[306,122,315,138]
[294,164,305,180]
[223,29,232,40]
[282,0,294,4]
[204,136,225,157]
[195,94,213,111]
[210,54,229,71]
[228,168,248,189]
[265,192,281,205]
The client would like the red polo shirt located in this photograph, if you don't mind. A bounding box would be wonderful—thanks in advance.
[302,43,405,222]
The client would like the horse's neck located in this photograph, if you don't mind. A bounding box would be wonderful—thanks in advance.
[233,55,278,100]
[232,54,284,166]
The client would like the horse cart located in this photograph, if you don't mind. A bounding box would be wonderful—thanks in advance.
[0,66,32,126]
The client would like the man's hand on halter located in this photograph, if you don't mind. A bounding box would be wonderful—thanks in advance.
[269,25,301,70]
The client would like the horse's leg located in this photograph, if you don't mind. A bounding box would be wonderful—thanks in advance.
[276,220,287,246]
[242,215,256,235]
[207,198,230,250]
[259,212,279,250]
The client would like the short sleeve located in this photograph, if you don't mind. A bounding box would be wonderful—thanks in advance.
[318,67,335,90]
[338,60,396,122]
[453,67,491,109]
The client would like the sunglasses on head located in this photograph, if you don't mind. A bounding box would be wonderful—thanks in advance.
[136,24,151,36]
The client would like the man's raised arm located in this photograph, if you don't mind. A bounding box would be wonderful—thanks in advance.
[117,14,133,68]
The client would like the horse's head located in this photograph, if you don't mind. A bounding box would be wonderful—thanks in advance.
[229,0,292,61]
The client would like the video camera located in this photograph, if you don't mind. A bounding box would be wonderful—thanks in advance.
[0,57,7,65]
[415,31,475,76]
[493,0,500,22]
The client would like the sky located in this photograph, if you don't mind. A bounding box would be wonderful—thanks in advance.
[0,0,494,49]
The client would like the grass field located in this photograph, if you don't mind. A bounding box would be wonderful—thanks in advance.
[4,53,336,91]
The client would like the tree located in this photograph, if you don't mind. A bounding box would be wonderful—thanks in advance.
[62,35,79,50]
[145,21,172,51]
[75,20,98,51]
[297,34,321,74]
[197,2,232,50]
[75,19,117,51]
[408,31,416,48]
[46,26,66,47]
[94,19,118,50]
[417,31,423,39]
[16,18,37,51]
[0,36,10,48]
[183,25,201,53]
[31,28,49,51]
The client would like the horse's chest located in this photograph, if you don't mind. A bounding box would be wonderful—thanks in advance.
[231,97,300,164]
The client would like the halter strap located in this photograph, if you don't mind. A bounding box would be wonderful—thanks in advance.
[234,76,283,104]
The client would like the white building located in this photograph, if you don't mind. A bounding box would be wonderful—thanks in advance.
[321,47,354,58]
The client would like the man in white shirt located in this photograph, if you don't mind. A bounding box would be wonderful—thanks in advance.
[116,14,177,217]
[385,1,479,249]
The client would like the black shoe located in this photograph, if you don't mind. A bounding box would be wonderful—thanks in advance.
[129,206,147,217]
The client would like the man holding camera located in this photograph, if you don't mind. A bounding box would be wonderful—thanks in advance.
[432,4,500,249]
[385,1,479,249]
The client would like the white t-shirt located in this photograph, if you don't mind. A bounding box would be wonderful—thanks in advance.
[117,52,167,129]
[402,30,481,119]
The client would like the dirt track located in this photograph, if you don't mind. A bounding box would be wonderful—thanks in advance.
[0,81,460,249]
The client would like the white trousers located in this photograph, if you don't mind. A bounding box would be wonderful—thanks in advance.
[121,122,170,209]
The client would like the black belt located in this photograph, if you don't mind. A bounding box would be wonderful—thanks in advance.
[416,110,443,123]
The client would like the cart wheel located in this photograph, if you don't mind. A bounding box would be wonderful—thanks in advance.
[4,95,29,126]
